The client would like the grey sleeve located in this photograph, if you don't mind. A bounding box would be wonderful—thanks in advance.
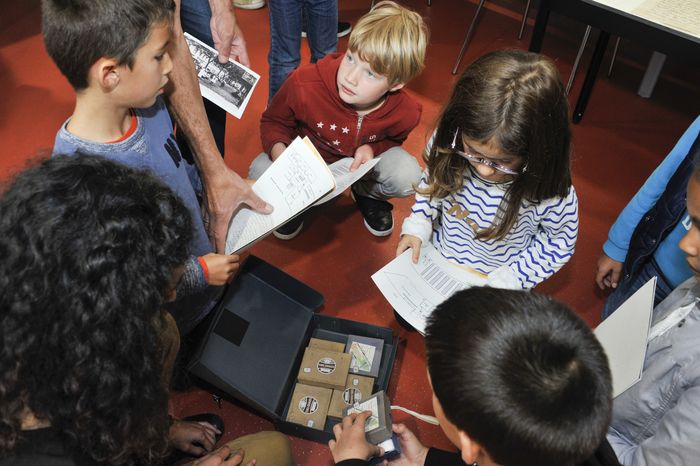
[177,255,208,296]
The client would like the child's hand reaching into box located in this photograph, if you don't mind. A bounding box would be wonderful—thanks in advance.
[329,411,384,463]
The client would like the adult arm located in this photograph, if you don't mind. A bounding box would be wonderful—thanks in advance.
[168,0,270,253]
[488,187,579,289]
[207,0,250,66]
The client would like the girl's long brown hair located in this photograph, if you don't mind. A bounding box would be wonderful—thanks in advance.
[421,50,572,240]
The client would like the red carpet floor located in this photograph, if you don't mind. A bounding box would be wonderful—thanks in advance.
[2,0,698,464]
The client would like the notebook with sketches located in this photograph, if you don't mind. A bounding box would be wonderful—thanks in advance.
[372,244,487,334]
[225,137,334,254]
[594,277,656,398]
[184,32,260,119]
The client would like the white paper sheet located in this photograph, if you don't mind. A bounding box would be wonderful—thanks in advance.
[632,0,700,38]
[184,33,260,119]
[594,277,656,398]
[372,244,487,334]
[225,137,334,254]
[314,157,380,206]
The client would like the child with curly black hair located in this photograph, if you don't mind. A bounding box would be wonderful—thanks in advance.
[0,155,292,466]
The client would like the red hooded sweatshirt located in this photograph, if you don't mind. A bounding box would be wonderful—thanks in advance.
[260,53,422,163]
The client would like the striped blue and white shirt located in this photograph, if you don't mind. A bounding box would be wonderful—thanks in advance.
[401,167,578,289]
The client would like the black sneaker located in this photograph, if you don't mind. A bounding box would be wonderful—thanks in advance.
[301,21,352,38]
[273,216,304,240]
[351,187,393,236]
[337,21,352,38]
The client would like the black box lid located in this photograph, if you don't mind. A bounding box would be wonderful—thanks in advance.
[188,256,324,419]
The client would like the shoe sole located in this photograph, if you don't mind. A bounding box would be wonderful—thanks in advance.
[234,1,265,9]
[301,27,351,38]
[272,221,303,240]
[364,217,394,237]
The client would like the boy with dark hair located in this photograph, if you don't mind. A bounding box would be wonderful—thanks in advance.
[329,287,613,466]
[42,0,238,335]
[251,1,428,239]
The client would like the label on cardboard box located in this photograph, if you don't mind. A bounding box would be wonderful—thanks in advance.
[328,374,375,418]
[286,383,332,430]
[297,347,351,390]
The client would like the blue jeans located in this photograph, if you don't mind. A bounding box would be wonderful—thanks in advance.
[268,0,338,101]
[180,0,227,156]
[601,258,674,320]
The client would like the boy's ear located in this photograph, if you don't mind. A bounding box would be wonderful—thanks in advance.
[90,57,122,91]
[457,430,483,465]
[389,82,406,93]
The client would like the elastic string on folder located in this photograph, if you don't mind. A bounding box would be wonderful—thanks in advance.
[390,405,440,425]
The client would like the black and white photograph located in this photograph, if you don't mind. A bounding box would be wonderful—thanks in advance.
[184,32,260,119]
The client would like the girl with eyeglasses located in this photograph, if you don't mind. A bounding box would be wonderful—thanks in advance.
[397,49,577,289]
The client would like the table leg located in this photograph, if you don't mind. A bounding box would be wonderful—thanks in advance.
[573,30,610,123]
[529,0,551,52]
[637,51,666,98]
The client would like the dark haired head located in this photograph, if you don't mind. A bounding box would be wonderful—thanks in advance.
[422,49,572,240]
[42,0,175,90]
[0,154,192,464]
[425,287,612,466]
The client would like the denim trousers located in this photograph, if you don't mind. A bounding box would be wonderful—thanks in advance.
[268,0,338,101]
[601,258,674,320]
[180,0,227,156]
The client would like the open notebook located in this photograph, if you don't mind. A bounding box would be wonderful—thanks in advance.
[225,137,379,254]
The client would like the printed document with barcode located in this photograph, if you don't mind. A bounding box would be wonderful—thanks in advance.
[225,137,334,254]
[372,244,487,334]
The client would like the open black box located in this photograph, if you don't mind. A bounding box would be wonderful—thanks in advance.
[188,255,399,443]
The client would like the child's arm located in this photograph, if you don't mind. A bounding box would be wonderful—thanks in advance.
[199,253,240,285]
[399,170,442,262]
[598,117,700,289]
[178,256,210,296]
[177,254,241,297]
[260,75,299,159]
[489,187,579,289]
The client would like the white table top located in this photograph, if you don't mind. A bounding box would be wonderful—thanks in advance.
[589,0,700,38]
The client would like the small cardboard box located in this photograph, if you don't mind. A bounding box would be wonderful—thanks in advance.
[297,347,351,390]
[344,390,393,445]
[308,337,346,353]
[328,374,375,418]
[188,256,398,444]
[286,383,332,430]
